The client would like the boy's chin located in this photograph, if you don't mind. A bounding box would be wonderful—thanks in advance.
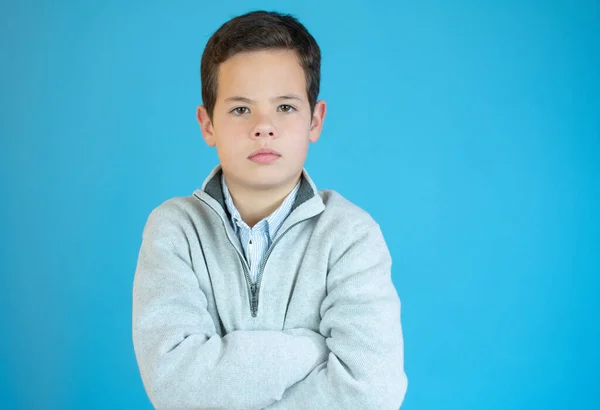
[235,168,301,189]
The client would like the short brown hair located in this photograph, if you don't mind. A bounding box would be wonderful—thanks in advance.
[200,10,321,120]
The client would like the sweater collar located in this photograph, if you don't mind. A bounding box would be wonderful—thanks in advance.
[194,164,325,228]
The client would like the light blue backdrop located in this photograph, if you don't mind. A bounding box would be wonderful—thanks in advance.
[1,0,598,409]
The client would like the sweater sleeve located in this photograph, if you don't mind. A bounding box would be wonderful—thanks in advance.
[263,222,408,410]
[132,208,328,410]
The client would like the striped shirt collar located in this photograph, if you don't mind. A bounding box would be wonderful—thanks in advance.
[221,172,302,241]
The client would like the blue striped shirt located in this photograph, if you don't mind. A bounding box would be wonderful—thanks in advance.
[221,172,301,283]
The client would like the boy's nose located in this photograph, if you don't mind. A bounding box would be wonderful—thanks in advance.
[251,120,277,138]
[254,131,274,137]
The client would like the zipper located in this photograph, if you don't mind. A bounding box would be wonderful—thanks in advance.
[251,220,305,316]
[197,195,308,317]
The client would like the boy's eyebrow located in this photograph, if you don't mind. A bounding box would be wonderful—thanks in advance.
[273,94,303,102]
[224,96,253,104]
[223,94,304,104]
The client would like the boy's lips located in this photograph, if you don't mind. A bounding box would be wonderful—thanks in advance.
[248,148,281,164]
[248,148,281,158]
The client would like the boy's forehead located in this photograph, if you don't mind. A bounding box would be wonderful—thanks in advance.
[216,49,307,100]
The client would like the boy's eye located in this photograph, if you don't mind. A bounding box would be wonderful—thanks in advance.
[278,104,295,113]
[232,107,249,115]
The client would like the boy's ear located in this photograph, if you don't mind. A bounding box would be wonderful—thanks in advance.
[309,100,327,143]
[196,105,216,147]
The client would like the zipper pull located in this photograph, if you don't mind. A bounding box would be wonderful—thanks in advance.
[250,283,258,315]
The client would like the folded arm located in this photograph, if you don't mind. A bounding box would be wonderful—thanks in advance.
[132,208,327,410]
[264,222,408,410]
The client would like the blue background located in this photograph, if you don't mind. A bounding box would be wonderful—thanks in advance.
[1,0,598,409]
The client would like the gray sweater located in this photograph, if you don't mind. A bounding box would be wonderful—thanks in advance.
[132,165,408,409]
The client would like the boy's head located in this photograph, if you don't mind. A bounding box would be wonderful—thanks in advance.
[196,11,326,194]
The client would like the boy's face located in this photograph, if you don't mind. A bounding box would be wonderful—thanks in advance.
[196,49,326,193]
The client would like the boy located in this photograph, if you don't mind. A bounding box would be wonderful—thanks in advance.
[132,10,407,410]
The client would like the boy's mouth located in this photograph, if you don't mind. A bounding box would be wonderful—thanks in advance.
[248,147,281,164]
[248,147,281,158]
[249,153,281,164]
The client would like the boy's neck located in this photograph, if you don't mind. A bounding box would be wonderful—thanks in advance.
[223,171,302,228]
